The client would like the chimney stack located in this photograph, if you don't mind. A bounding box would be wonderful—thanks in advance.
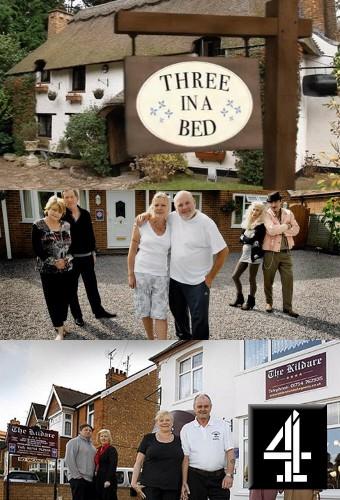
[48,9,73,37]
[9,418,20,425]
[106,368,127,388]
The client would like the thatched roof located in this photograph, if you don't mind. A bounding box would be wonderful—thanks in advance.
[8,0,264,75]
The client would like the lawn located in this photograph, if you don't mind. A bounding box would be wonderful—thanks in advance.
[135,172,262,190]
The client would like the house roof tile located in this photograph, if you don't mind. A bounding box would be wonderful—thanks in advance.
[32,403,46,420]
[53,385,91,407]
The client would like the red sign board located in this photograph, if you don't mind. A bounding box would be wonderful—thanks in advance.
[6,424,58,459]
[265,352,326,400]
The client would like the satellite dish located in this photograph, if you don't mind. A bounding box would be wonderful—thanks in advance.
[302,74,337,97]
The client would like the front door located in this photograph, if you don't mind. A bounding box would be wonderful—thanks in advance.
[107,191,135,248]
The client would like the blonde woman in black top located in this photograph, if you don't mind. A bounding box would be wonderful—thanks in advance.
[32,196,73,340]
[131,411,184,500]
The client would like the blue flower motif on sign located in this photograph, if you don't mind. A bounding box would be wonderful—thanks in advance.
[227,99,234,107]
[229,116,234,121]
[234,106,242,114]
[150,107,158,116]
[165,109,173,119]
[158,100,166,109]
[220,107,229,117]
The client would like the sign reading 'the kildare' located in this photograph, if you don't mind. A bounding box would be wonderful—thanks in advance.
[6,424,58,459]
[124,56,262,154]
[265,352,326,400]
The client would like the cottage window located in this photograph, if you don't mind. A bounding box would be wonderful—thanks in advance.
[244,340,323,370]
[87,402,94,428]
[178,351,203,400]
[64,413,72,437]
[231,194,268,228]
[20,190,89,222]
[72,66,86,91]
[40,70,50,83]
[37,114,52,138]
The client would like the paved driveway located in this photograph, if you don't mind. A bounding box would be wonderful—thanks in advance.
[0,250,339,339]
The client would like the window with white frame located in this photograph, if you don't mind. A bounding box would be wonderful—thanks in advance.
[20,190,89,223]
[87,403,94,428]
[231,194,268,227]
[178,351,203,400]
[244,340,323,370]
[242,418,248,489]
[327,401,340,490]
[64,413,72,437]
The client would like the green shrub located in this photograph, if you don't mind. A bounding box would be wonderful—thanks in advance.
[131,153,189,182]
[63,108,111,176]
[321,197,340,253]
[234,149,264,185]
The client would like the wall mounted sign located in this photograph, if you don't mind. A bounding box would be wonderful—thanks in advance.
[95,209,105,221]
[6,424,58,458]
[125,56,262,154]
[265,352,326,400]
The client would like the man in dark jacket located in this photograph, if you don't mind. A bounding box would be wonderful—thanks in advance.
[62,189,116,326]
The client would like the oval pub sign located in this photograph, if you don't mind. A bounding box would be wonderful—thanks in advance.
[136,61,253,148]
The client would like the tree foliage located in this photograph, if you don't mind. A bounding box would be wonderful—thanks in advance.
[63,107,111,176]
[321,197,340,253]
[0,0,66,51]
[234,150,264,186]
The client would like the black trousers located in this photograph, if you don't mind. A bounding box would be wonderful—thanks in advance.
[70,255,104,319]
[144,486,180,500]
[40,272,72,328]
[188,468,230,500]
[69,478,94,500]
[169,278,210,340]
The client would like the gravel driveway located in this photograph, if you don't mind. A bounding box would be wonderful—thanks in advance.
[0,250,339,340]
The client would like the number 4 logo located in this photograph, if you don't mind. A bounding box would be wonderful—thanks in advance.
[263,410,311,483]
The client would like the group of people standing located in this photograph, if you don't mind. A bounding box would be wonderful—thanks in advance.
[32,189,115,340]
[128,190,300,340]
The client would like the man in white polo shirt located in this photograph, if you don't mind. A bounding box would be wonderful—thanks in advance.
[180,393,235,500]
[169,191,229,340]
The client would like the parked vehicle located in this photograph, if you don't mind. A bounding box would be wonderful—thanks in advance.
[4,471,40,483]
[116,467,133,488]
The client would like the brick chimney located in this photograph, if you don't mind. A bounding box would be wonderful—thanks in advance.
[48,8,73,37]
[300,0,325,33]
[323,0,339,40]
[106,368,127,388]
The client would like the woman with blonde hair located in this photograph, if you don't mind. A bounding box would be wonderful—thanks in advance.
[128,192,171,340]
[131,411,183,500]
[32,195,73,340]
[94,429,118,500]
[229,202,266,310]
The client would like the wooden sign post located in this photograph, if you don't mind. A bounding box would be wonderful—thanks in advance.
[115,0,312,190]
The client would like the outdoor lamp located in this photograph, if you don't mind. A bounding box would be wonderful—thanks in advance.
[102,64,109,73]
[95,194,101,206]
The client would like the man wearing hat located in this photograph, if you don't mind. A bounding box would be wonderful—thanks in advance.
[262,191,300,317]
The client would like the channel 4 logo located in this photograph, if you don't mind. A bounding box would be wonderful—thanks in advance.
[248,405,327,489]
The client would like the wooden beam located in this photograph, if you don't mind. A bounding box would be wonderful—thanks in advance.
[263,0,300,190]
[115,11,312,38]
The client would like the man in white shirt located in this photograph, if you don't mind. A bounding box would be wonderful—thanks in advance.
[180,394,235,500]
[169,191,229,340]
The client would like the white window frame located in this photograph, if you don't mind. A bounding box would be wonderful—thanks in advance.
[63,413,72,437]
[231,193,268,228]
[242,339,327,371]
[240,417,248,490]
[87,403,95,428]
[177,350,203,401]
[20,190,90,223]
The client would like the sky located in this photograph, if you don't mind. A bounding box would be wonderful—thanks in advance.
[0,340,174,431]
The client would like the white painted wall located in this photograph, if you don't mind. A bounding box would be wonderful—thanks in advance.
[158,340,340,500]
[35,62,124,148]
[297,33,339,171]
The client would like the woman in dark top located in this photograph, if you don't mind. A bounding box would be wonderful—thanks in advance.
[131,411,184,500]
[95,429,118,500]
[229,202,266,311]
[32,196,73,340]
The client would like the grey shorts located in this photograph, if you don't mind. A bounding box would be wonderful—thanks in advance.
[134,272,169,320]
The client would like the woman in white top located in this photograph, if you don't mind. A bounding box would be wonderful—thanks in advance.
[128,192,171,339]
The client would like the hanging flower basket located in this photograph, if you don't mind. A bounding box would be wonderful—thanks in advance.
[66,92,82,104]
[35,83,49,93]
[195,151,226,163]
[93,88,104,99]
[48,90,57,101]
[221,200,237,214]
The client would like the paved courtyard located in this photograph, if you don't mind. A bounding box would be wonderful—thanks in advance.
[0,250,339,340]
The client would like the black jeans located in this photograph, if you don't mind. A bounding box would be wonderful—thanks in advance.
[40,272,72,328]
[144,487,180,500]
[69,478,94,500]
[188,468,230,500]
[169,278,210,340]
[70,255,104,319]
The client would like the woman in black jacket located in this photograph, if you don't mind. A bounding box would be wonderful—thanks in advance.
[95,429,118,500]
[229,202,266,310]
